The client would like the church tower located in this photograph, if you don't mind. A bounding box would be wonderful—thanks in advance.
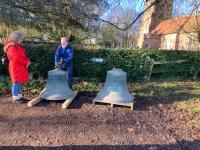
[138,0,173,48]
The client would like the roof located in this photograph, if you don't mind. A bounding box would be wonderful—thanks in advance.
[152,14,200,35]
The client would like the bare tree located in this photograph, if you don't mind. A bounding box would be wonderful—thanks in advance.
[100,6,140,48]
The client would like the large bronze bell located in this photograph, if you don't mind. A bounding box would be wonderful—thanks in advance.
[28,68,77,109]
[40,68,74,100]
[93,68,134,109]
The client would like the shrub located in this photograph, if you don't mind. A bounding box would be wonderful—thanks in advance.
[0,42,200,82]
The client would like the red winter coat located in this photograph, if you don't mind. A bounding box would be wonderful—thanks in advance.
[3,40,30,83]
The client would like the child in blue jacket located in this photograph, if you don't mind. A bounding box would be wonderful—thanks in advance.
[55,36,73,89]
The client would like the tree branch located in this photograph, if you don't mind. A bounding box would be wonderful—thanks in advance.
[98,0,160,31]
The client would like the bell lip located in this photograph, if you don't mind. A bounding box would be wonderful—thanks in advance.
[41,94,75,101]
[40,90,75,101]
[93,97,134,103]
[95,90,134,103]
[94,98,134,103]
[44,99,68,101]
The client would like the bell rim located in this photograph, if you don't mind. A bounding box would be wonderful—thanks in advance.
[40,92,75,101]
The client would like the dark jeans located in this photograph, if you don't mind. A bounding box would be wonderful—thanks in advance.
[61,64,73,89]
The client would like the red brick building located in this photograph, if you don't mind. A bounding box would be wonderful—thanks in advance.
[143,15,200,50]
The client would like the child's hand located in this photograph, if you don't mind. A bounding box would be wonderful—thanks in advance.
[26,60,31,68]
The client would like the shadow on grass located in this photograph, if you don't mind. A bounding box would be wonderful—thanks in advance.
[68,85,199,110]
[0,140,199,150]
[68,86,199,110]
[132,84,198,96]
[134,93,199,111]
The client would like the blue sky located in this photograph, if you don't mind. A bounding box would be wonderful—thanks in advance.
[102,0,144,19]
[102,0,200,20]
[173,0,200,16]
[119,0,144,12]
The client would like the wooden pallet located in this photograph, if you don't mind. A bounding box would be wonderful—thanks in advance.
[28,91,78,109]
[93,99,134,110]
[27,87,46,107]
[27,97,42,107]
[62,91,78,109]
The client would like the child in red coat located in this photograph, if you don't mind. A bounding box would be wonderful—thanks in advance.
[3,31,31,103]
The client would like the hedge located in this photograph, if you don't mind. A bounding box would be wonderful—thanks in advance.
[0,42,200,82]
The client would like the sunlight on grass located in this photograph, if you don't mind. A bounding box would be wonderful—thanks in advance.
[190,89,200,94]
[176,89,200,95]
[73,81,102,92]
[132,81,200,97]
[174,98,200,128]
[192,105,200,112]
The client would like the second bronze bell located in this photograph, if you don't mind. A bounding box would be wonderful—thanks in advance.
[93,68,134,110]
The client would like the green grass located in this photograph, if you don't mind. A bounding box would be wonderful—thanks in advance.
[190,89,200,94]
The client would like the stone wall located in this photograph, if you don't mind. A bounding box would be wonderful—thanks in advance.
[160,34,176,50]
[178,33,200,50]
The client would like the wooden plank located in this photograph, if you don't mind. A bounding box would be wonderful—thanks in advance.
[154,60,188,65]
[27,97,42,107]
[145,59,189,81]
[93,99,134,110]
[62,91,78,109]
[27,87,46,107]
